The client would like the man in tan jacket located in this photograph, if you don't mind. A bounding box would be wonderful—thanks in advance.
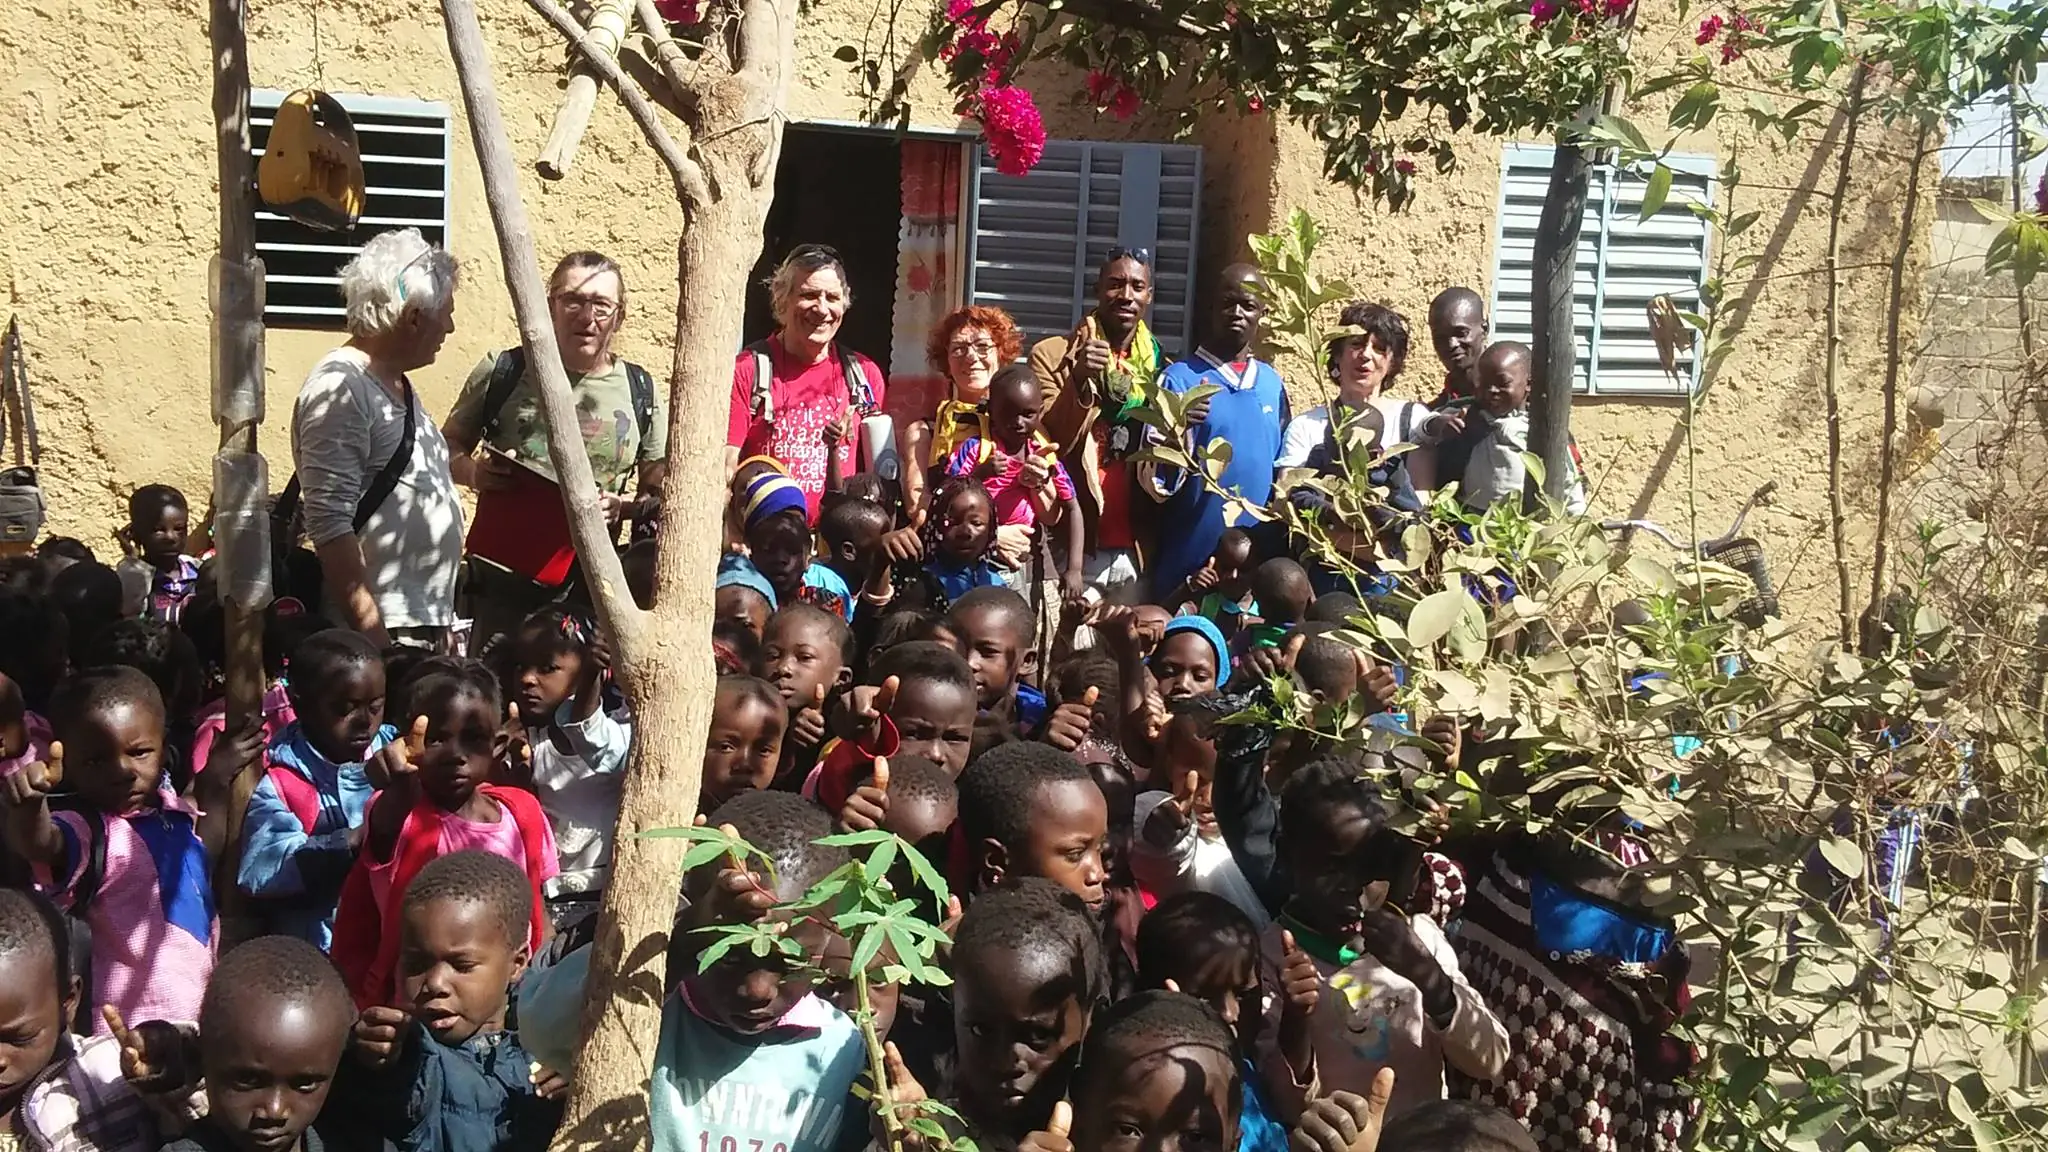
[1030,248,1166,604]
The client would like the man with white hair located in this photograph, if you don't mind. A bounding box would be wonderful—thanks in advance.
[288,227,466,649]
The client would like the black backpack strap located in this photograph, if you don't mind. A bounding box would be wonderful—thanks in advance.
[47,801,106,918]
[623,361,657,452]
[276,378,420,539]
[838,347,876,413]
[478,348,527,443]
[352,379,417,533]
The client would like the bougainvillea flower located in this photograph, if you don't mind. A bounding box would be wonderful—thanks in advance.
[977,85,1046,175]
[1530,0,1562,27]
[653,0,702,22]
[1696,14,1724,42]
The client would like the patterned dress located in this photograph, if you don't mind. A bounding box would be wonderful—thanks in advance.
[1441,847,1698,1152]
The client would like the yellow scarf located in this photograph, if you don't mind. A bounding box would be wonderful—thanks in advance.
[1085,315,1161,414]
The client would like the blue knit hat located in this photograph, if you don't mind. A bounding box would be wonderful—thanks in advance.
[716,554,779,609]
[742,472,809,531]
[1162,614,1231,688]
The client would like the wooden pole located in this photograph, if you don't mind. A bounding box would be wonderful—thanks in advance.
[536,0,635,179]
[210,0,269,934]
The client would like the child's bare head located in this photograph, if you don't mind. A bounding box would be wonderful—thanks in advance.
[1476,341,1533,416]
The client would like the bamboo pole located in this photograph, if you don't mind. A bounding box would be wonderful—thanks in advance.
[537,0,636,179]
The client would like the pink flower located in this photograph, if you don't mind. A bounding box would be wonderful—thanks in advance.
[1395,159,1416,175]
[653,0,702,22]
[1604,0,1632,15]
[1576,0,1597,16]
[1719,38,1744,63]
[1531,0,1561,27]
[1109,84,1141,120]
[1247,95,1265,113]
[1696,14,1723,42]
[976,84,1046,175]
[946,0,976,21]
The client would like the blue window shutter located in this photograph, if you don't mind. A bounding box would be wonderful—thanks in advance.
[1490,145,1715,395]
[250,90,454,330]
[967,140,1202,360]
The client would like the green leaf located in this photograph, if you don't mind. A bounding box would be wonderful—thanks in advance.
[1818,837,1864,878]
[1639,164,1673,221]
[1408,589,1469,649]
[899,838,952,909]
[1669,82,1720,132]
[850,923,889,977]
[816,830,896,847]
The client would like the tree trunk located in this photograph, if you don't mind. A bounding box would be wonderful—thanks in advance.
[1823,69,1870,647]
[440,0,791,1144]
[1865,115,1931,615]
[1528,139,1591,506]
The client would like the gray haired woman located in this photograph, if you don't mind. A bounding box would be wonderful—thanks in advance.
[289,227,466,649]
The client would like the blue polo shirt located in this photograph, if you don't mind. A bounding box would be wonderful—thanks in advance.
[1150,352,1288,591]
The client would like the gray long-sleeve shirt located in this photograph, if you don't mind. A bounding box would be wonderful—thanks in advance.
[290,347,465,629]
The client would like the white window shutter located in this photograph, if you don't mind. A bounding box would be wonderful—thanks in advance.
[1490,144,1715,395]
[251,90,455,328]
[967,140,1202,360]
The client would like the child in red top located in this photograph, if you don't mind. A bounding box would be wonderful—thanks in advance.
[945,365,1088,603]
[331,658,557,1009]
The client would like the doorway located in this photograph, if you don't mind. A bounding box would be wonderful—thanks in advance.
[744,126,912,376]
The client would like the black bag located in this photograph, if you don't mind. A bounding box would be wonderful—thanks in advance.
[272,380,417,610]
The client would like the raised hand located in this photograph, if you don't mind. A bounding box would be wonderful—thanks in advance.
[851,676,899,747]
[880,524,926,564]
[1358,653,1401,716]
[1017,451,1052,493]
[1356,907,1449,1010]
[840,755,891,833]
[1290,1069,1396,1152]
[1277,927,1322,1084]
[1242,631,1307,685]
[1018,1100,1074,1152]
[368,716,428,789]
[352,1005,412,1070]
[789,684,829,749]
[874,1040,934,1148]
[1142,770,1200,846]
[104,1005,190,1091]
[1079,336,1113,378]
[692,824,780,928]
[0,741,62,807]
[1041,685,1099,752]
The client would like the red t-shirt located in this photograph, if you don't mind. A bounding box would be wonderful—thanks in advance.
[727,340,887,521]
[1091,423,1136,550]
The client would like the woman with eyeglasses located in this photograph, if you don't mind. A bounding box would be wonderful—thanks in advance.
[443,251,670,652]
[725,245,889,522]
[287,227,465,650]
[900,305,1025,515]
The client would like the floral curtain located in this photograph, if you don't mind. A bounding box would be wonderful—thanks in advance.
[886,140,965,433]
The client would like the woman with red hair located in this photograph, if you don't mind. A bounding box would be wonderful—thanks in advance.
[901,305,1025,515]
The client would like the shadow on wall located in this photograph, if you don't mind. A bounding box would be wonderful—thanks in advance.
[1609,101,1859,524]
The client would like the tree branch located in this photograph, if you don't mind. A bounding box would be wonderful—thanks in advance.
[635,0,701,98]
[523,0,713,208]
[442,0,651,656]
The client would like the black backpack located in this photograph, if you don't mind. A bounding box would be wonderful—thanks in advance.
[479,347,657,449]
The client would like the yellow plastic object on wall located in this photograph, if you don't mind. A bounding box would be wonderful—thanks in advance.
[257,90,367,232]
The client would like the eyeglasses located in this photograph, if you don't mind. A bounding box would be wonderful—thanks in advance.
[553,293,621,320]
[948,340,998,359]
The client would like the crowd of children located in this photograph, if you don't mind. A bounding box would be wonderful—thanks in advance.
[0,261,1689,1152]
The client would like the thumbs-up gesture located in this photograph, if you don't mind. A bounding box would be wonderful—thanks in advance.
[1277,927,1322,1084]
[691,823,781,928]
[850,676,899,748]
[1017,448,1052,493]
[368,716,428,789]
[0,741,61,808]
[880,523,926,564]
[1042,685,1099,753]
[789,684,830,749]
[1358,653,1400,716]
[1142,771,1201,848]
[1019,1100,1074,1152]
[976,446,1012,480]
[352,1006,412,1070]
[840,754,892,833]
[1290,1069,1395,1152]
[104,1005,191,1093]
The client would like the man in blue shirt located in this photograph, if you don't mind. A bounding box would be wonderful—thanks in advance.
[1148,264,1291,593]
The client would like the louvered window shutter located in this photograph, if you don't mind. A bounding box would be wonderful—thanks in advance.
[251,90,454,329]
[966,140,1202,359]
[1490,144,1716,395]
